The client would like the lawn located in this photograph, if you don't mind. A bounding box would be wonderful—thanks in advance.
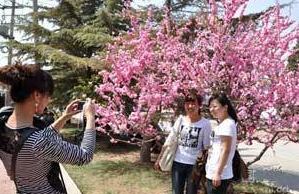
[61,127,290,194]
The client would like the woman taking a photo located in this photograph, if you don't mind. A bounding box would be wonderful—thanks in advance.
[206,93,238,194]
[0,64,96,194]
[155,92,212,194]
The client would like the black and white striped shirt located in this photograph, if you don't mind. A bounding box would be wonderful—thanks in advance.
[0,126,96,194]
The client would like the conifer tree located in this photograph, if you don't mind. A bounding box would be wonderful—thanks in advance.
[12,0,129,106]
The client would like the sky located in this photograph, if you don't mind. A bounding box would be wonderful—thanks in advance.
[1,0,299,66]
[133,0,299,20]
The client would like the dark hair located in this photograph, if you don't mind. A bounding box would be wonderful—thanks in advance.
[184,92,203,115]
[184,93,203,105]
[0,64,54,103]
[208,93,238,122]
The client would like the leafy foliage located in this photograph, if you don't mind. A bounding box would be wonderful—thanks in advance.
[96,0,299,163]
[12,0,129,106]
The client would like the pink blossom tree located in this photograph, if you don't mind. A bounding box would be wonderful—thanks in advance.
[95,0,299,164]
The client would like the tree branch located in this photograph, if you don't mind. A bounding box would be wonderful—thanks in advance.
[247,132,280,167]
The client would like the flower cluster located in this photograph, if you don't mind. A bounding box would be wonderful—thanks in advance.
[96,0,299,145]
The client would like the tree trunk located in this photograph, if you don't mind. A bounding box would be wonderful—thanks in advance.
[140,136,151,163]
[165,0,171,17]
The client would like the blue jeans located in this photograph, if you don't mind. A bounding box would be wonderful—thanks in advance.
[206,178,232,194]
[171,161,199,194]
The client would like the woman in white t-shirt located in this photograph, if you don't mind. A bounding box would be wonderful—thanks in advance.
[206,93,238,194]
[155,92,212,194]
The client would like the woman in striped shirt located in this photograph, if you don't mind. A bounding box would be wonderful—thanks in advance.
[0,64,96,194]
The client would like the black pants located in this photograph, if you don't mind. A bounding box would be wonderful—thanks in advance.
[206,178,231,194]
[171,161,199,194]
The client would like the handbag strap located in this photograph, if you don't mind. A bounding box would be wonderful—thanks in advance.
[175,115,183,139]
[163,115,183,147]
[11,128,38,182]
[202,125,205,150]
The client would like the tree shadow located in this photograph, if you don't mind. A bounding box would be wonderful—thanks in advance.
[62,130,141,155]
[94,135,140,154]
[250,165,299,192]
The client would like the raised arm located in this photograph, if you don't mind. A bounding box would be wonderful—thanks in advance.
[32,99,96,165]
[212,135,232,187]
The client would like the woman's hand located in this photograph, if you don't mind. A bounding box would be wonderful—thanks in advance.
[51,99,96,132]
[61,99,81,120]
[83,98,96,120]
[51,99,80,131]
[212,172,221,187]
[154,160,161,170]
[83,98,96,131]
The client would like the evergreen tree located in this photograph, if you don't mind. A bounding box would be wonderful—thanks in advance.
[11,0,129,106]
[288,42,299,71]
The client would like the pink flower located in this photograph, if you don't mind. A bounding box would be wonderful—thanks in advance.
[95,0,299,146]
[110,138,118,144]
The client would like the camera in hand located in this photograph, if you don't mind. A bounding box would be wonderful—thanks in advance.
[77,101,85,111]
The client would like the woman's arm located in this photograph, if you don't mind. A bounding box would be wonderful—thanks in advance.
[51,99,81,132]
[51,115,69,132]
[51,99,96,132]
[32,127,96,165]
[212,135,232,187]
[32,99,97,165]
[203,122,212,149]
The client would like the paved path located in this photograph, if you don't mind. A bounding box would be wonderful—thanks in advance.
[0,160,81,194]
[239,140,299,194]
[0,161,15,194]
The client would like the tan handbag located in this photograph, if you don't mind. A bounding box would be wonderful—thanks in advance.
[159,116,183,171]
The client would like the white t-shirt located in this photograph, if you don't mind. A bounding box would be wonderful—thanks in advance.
[165,116,212,165]
[206,117,237,180]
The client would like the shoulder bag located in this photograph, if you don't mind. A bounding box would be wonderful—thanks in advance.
[159,115,183,171]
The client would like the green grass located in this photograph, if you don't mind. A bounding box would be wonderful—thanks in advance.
[65,159,171,194]
[65,158,290,194]
[60,128,170,194]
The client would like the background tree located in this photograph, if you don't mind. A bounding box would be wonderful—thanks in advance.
[96,0,299,164]
[288,41,299,71]
[10,0,129,106]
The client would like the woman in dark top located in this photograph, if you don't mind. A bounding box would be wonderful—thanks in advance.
[0,64,96,194]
